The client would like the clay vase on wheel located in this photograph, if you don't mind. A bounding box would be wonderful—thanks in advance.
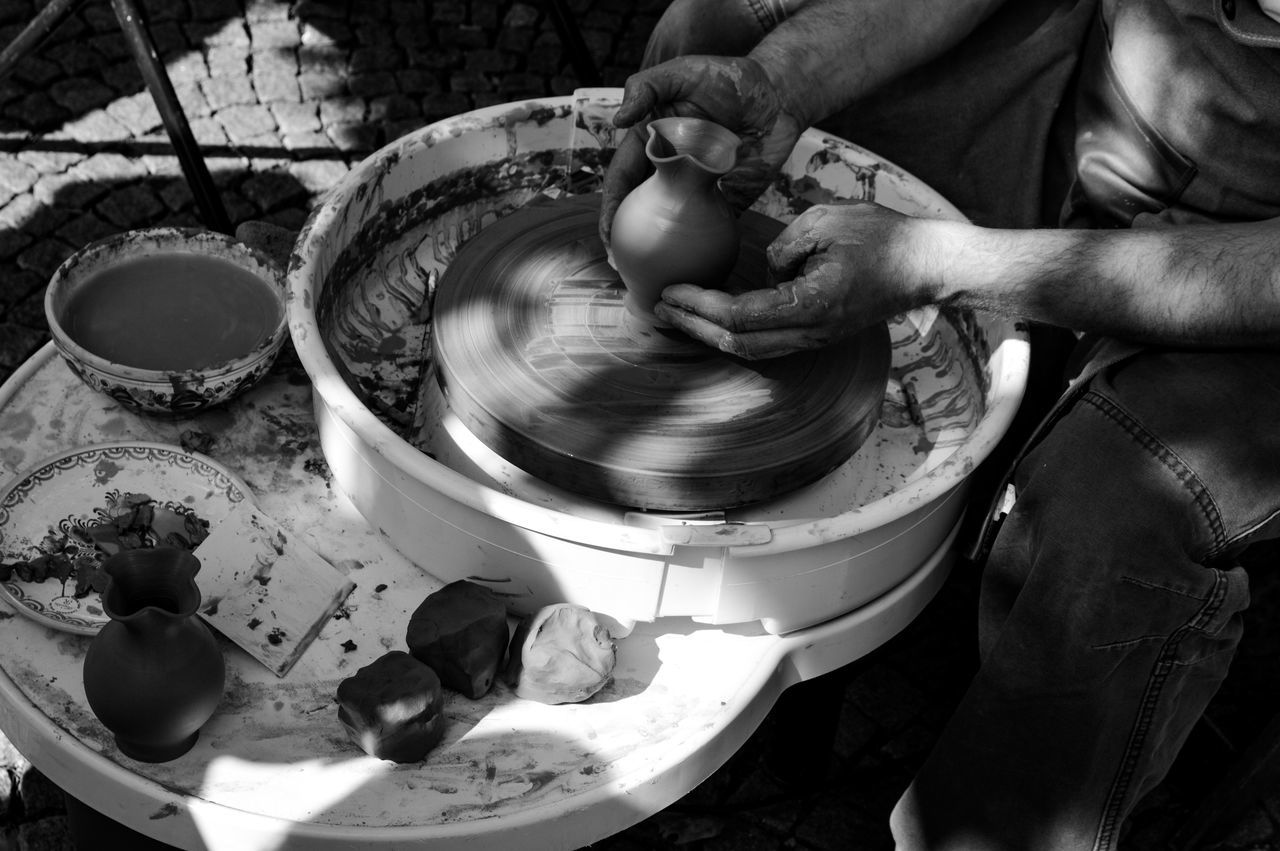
[610,116,742,323]
[82,547,225,762]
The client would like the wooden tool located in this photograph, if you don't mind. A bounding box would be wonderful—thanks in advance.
[432,193,891,510]
[193,502,355,677]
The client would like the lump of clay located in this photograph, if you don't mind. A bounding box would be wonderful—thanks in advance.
[336,651,445,763]
[406,580,509,699]
[504,603,617,704]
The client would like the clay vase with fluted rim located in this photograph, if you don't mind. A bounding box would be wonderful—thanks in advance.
[610,116,742,323]
[82,547,225,762]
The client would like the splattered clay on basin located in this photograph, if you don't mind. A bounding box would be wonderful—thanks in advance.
[288,91,1027,633]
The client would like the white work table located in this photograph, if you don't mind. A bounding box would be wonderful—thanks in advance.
[0,343,951,850]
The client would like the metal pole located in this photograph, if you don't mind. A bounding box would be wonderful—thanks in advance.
[109,0,232,233]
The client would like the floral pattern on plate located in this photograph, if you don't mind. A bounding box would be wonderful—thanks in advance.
[0,442,248,635]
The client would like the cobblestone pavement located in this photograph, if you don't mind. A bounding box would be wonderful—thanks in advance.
[0,1,1278,849]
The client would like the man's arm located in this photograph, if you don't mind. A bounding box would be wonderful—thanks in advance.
[747,0,1008,129]
[927,216,1280,347]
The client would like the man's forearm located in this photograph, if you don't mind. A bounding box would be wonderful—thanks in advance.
[925,217,1280,347]
[747,0,1007,128]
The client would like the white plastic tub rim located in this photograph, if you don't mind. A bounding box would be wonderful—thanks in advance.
[286,90,1029,560]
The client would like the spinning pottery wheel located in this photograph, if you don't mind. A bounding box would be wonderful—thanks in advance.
[288,90,1030,634]
[432,194,890,510]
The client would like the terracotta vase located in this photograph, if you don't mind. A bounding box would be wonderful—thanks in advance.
[82,547,225,762]
[610,116,742,322]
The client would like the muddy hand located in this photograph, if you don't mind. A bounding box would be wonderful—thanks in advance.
[599,55,802,256]
[653,202,936,359]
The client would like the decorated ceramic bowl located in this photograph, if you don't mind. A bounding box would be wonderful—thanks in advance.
[44,227,287,418]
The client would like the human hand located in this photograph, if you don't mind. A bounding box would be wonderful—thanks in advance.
[599,55,803,255]
[653,202,938,359]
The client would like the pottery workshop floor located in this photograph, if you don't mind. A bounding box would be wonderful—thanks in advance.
[1,1,1279,849]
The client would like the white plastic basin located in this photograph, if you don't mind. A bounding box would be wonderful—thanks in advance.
[287,89,1028,634]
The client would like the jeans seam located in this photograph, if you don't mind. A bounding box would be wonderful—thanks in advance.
[1093,569,1231,850]
[744,0,772,30]
[1081,391,1228,554]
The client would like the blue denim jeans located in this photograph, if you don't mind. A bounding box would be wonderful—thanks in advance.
[642,2,1280,848]
[892,343,1280,850]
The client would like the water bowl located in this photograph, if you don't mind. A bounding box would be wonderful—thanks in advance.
[44,227,287,418]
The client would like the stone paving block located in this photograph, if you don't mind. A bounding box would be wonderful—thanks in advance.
[369,93,420,122]
[43,43,107,79]
[406,45,462,71]
[0,323,46,374]
[466,49,516,74]
[504,3,540,28]
[94,182,165,229]
[271,102,320,134]
[104,91,162,137]
[352,21,396,48]
[350,46,401,74]
[170,81,212,119]
[218,103,278,144]
[326,121,377,152]
[33,171,109,212]
[149,21,194,60]
[449,69,493,95]
[431,0,466,25]
[241,168,308,213]
[189,115,232,146]
[57,213,119,253]
[253,73,303,105]
[157,177,194,212]
[300,21,344,50]
[203,75,259,112]
[422,91,471,120]
[193,0,242,21]
[445,24,490,50]
[218,192,260,229]
[395,69,441,97]
[5,95,68,131]
[496,27,536,55]
[55,110,132,144]
[0,230,32,269]
[0,158,38,197]
[246,0,292,24]
[283,130,335,153]
[286,157,349,195]
[16,236,73,279]
[12,56,60,88]
[204,44,249,77]
[348,70,399,99]
[250,19,303,50]
[299,70,346,101]
[319,96,366,125]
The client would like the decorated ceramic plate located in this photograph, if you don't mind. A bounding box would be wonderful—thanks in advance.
[0,442,249,635]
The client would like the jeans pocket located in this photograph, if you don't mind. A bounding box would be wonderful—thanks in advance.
[1064,14,1199,227]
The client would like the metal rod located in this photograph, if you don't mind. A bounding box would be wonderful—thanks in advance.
[0,0,88,81]
[109,0,232,234]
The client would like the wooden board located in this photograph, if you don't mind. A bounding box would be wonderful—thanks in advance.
[431,193,890,511]
[193,502,356,677]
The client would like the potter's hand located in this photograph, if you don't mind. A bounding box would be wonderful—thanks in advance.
[599,55,802,254]
[654,202,936,359]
